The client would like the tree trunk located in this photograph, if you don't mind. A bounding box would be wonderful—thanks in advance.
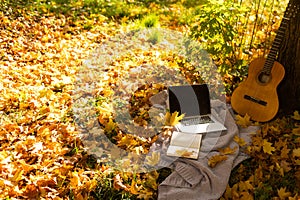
[277,0,300,115]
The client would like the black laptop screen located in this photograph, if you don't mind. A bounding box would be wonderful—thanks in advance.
[168,84,211,117]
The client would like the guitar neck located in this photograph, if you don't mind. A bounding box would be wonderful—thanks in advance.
[263,4,292,74]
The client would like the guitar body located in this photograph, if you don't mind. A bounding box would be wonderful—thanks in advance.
[231,58,285,122]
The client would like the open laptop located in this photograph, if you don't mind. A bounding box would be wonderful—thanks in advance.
[168,84,227,134]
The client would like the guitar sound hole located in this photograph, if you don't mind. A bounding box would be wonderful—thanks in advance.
[257,71,272,84]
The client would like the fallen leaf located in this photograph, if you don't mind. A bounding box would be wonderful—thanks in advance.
[235,114,252,128]
[218,146,238,155]
[175,149,194,157]
[292,111,300,120]
[145,151,160,166]
[262,139,275,154]
[165,111,185,126]
[292,126,300,136]
[233,135,247,147]
[113,174,128,191]
[293,148,300,157]
[277,187,291,199]
[129,179,140,195]
[208,154,228,168]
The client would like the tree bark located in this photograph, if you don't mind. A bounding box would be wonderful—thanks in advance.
[277,0,300,115]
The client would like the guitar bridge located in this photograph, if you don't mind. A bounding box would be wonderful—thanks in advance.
[244,95,267,106]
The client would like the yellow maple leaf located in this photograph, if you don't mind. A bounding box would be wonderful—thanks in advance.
[129,179,140,195]
[292,148,300,157]
[292,126,300,136]
[262,139,275,154]
[145,151,160,166]
[104,118,117,134]
[277,187,291,199]
[117,135,138,148]
[235,114,252,128]
[208,154,228,168]
[164,111,185,126]
[238,180,254,191]
[218,146,238,155]
[292,111,300,120]
[233,135,247,147]
[69,171,81,189]
[137,189,154,200]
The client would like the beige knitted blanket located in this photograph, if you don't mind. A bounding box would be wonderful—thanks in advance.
[149,92,259,200]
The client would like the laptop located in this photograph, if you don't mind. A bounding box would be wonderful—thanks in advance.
[168,84,227,134]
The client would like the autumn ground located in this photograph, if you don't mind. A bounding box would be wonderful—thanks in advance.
[0,0,300,199]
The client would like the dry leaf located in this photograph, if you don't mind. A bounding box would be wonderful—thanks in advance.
[218,146,238,155]
[292,111,300,120]
[129,179,140,195]
[236,114,252,128]
[233,135,247,147]
[145,151,160,166]
[175,149,194,157]
[277,187,291,199]
[262,139,275,154]
[113,174,128,191]
[292,126,300,136]
[165,111,185,126]
[208,154,228,168]
[292,148,300,157]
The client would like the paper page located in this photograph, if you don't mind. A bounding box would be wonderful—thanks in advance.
[167,131,202,159]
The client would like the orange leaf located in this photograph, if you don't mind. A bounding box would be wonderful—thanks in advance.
[129,179,140,195]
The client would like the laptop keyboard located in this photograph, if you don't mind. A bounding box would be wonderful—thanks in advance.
[181,116,214,126]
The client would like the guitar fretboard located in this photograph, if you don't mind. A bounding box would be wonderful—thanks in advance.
[263,2,296,75]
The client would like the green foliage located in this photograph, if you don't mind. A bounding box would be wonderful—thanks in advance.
[189,0,250,93]
[189,0,289,95]
[191,0,244,56]
[141,14,159,28]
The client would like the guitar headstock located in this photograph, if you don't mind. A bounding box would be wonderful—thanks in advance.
[284,1,300,19]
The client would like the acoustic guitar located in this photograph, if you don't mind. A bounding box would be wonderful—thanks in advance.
[231,2,298,122]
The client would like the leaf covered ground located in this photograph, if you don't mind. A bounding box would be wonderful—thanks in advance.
[0,0,300,199]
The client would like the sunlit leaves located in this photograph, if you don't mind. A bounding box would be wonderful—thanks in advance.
[1,0,298,199]
[164,111,185,126]
[224,113,300,199]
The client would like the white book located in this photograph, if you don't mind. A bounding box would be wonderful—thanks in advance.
[167,131,202,159]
